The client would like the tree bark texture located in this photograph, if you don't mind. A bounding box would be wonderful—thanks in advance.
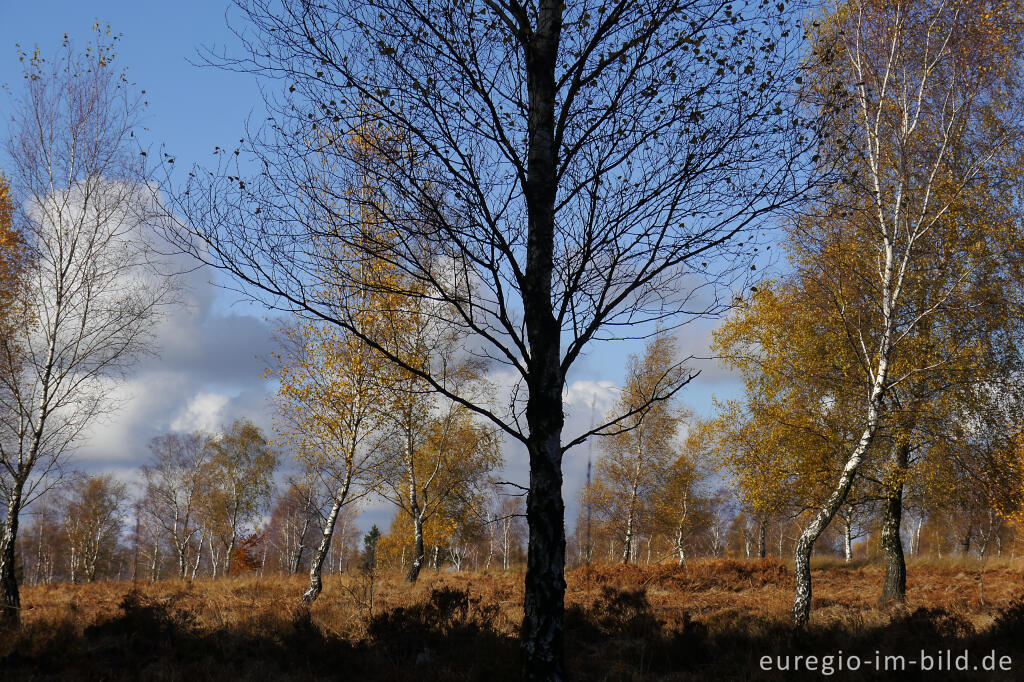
[405,515,425,583]
[0,482,25,626]
[879,443,909,604]
[301,486,348,605]
[519,1,566,678]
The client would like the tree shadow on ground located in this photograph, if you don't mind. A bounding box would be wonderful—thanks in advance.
[3,584,1024,680]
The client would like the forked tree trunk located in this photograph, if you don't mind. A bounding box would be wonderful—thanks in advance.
[176,542,188,579]
[880,443,909,604]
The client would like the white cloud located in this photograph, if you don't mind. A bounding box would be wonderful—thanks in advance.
[72,257,279,473]
[170,391,231,433]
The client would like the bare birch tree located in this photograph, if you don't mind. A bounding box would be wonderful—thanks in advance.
[265,475,321,574]
[164,0,816,673]
[141,432,211,579]
[0,30,173,625]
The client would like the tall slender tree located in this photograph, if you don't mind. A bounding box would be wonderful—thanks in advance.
[273,285,393,602]
[591,334,690,564]
[201,420,278,576]
[783,0,1024,626]
[141,433,211,579]
[0,29,173,625]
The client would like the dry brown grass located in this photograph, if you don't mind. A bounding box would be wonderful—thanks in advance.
[569,557,1024,633]
[4,558,1024,680]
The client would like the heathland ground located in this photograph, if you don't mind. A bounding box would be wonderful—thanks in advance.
[4,558,1024,680]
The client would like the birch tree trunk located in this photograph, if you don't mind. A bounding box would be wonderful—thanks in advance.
[517,2,566,675]
[880,442,910,603]
[291,510,313,575]
[224,525,238,575]
[209,542,220,579]
[788,0,1013,627]
[191,533,204,580]
[176,541,188,579]
[621,505,636,566]
[0,481,25,625]
[675,523,686,566]
[843,519,853,564]
[405,514,425,582]
[792,363,886,627]
[502,518,511,571]
[523,428,565,680]
[621,450,642,565]
[675,497,689,566]
[301,481,349,605]
[150,541,160,582]
[484,519,494,571]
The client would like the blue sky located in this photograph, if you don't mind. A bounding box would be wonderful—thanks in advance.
[0,2,744,531]
[0,2,261,172]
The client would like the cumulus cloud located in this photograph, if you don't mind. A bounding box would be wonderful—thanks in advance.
[170,392,231,433]
[70,238,742,539]
[74,259,279,476]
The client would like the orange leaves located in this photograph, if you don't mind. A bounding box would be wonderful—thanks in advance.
[228,533,266,574]
[0,174,27,310]
[0,173,31,374]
